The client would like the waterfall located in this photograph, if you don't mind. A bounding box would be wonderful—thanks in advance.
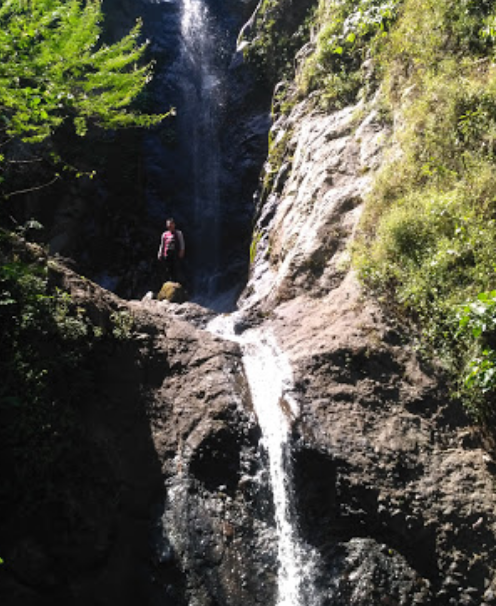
[208,316,318,606]
[139,0,263,308]
[242,331,304,606]
[179,0,224,304]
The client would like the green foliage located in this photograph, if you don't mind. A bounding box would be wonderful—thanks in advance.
[0,233,133,511]
[458,291,496,407]
[0,260,85,506]
[0,0,167,144]
[110,309,134,340]
[355,0,496,420]
[459,291,496,342]
[250,230,262,265]
[263,129,292,196]
[0,0,170,200]
[242,0,316,84]
[299,0,400,109]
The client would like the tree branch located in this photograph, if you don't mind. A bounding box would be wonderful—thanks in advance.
[7,158,43,164]
[4,174,60,199]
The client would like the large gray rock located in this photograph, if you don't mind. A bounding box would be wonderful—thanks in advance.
[0,264,276,606]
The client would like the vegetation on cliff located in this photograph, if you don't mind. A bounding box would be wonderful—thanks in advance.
[0,0,159,554]
[0,231,133,518]
[298,0,399,109]
[352,0,496,423]
[0,229,151,599]
[240,0,317,84]
[0,0,164,496]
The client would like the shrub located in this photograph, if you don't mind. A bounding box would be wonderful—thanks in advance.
[456,290,496,421]
[298,0,401,109]
[0,232,133,512]
[241,0,317,85]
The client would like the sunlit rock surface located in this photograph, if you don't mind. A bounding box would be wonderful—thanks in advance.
[157,281,188,303]
[237,83,496,605]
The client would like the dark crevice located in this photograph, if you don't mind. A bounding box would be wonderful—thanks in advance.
[292,447,438,583]
[189,426,244,495]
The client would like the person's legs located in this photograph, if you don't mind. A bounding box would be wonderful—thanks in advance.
[166,252,180,282]
[172,257,183,283]
[158,256,172,289]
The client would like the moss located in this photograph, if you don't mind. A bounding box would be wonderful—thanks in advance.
[261,129,294,200]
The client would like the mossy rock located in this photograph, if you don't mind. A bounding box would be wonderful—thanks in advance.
[157,281,187,303]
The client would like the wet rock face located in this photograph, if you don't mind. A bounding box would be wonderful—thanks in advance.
[287,337,496,606]
[241,101,386,310]
[314,538,434,606]
[132,298,279,606]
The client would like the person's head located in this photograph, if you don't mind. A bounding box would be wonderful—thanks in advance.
[166,218,176,231]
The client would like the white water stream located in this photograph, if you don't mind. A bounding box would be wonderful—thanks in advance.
[180,0,224,301]
[242,331,303,606]
[208,315,316,606]
[179,0,316,598]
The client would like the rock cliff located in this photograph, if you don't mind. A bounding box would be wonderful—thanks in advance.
[0,259,279,606]
[6,80,495,606]
[2,1,496,605]
[230,14,496,603]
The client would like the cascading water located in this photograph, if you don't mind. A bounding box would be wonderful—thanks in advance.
[140,2,319,600]
[138,0,267,306]
[208,315,318,606]
[179,0,225,304]
[242,331,305,606]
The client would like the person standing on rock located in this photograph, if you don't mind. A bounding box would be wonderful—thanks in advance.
[157,218,185,284]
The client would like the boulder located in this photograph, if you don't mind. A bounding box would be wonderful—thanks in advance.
[157,281,187,303]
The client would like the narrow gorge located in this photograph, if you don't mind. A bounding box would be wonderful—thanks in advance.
[1,1,496,606]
